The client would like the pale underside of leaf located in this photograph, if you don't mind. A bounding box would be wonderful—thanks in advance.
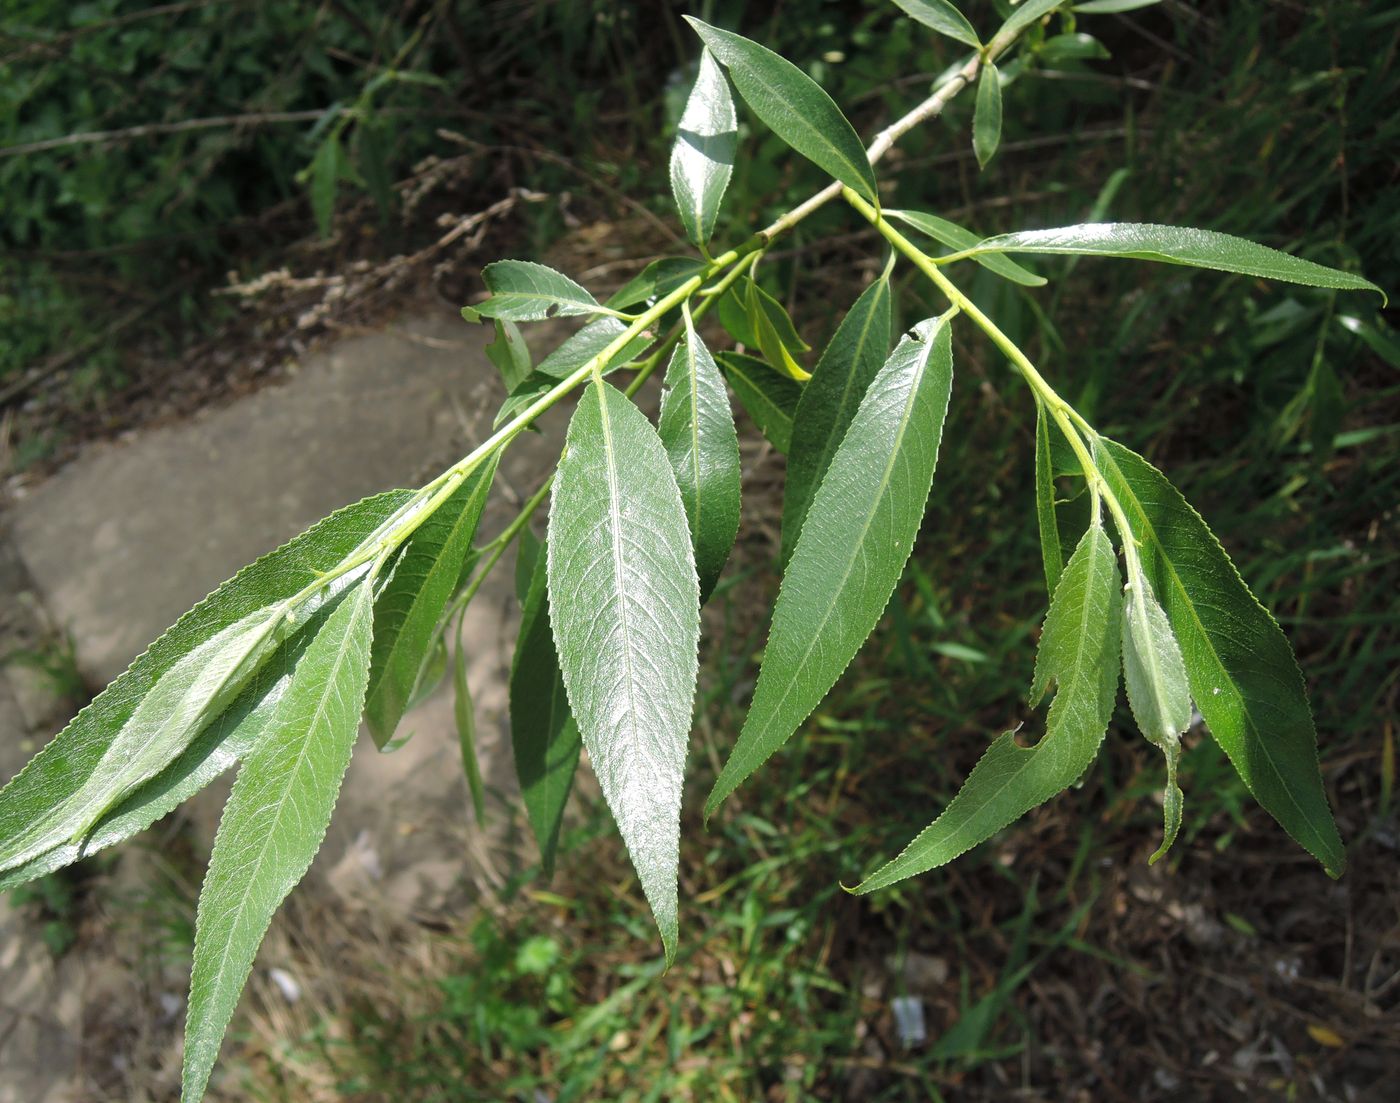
[707,317,954,816]
[548,381,700,962]
[854,521,1122,893]
[1120,567,1191,861]
[182,578,374,1103]
[0,490,412,886]
[1093,437,1344,875]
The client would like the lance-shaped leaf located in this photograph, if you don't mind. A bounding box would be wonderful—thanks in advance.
[606,258,709,311]
[486,319,531,391]
[1073,0,1160,13]
[1120,564,1191,862]
[892,0,981,48]
[854,521,1122,892]
[717,283,760,348]
[993,0,1065,44]
[1034,402,1064,594]
[473,260,608,322]
[0,606,282,876]
[0,489,413,879]
[670,49,738,247]
[510,544,581,878]
[364,456,498,747]
[1093,438,1345,875]
[494,318,654,428]
[181,577,374,1103]
[960,223,1386,299]
[548,381,700,961]
[884,208,1045,287]
[973,62,1003,170]
[707,318,954,815]
[717,350,802,453]
[748,278,812,381]
[453,629,487,827]
[782,275,892,563]
[684,18,878,205]
[658,320,742,602]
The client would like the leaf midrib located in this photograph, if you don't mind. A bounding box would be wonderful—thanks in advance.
[1100,448,1330,851]
[743,340,929,753]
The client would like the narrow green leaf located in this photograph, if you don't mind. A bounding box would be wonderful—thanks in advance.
[684,18,878,204]
[973,63,1003,170]
[515,527,542,605]
[994,0,1066,44]
[548,381,701,960]
[885,208,1046,287]
[965,224,1386,300]
[782,276,892,563]
[658,320,742,602]
[747,278,811,381]
[475,260,606,322]
[717,350,802,453]
[309,135,341,239]
[670,49,738,247]
[1073,0,1160,14]
[453,628,486,827]
[1034,402,1064,595]
[0,606,284,875]
[0,492,411,887]
[854,521,1121,892]
[510,544,581,879]
[1038,32,1111,62]
[1093,438,1345,875]
[717,283,760,348]
[486,319,531,391]
[606,258,709,311]
[1120,565,1191,862]
[182,578,374,1103]
[707,318,954,815]
[892,0,982,48]
[364,456,498,747]
[493,318,655,429]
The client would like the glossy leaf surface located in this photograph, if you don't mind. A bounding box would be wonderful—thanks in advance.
[548,381,700,960]
[855,522,1121,892]
[658,321,742,602]
[475,260,605,321]
[183,578,374,1103]
[510,546,581,878]
[669,49,738,246]
[1120,567,1191,862]
[685,18,878,204]
[364,456,498,747]
[966,223,1385,298]
[884,208,1045,287]
[708,318,954,815]
[0,490,413,881]
[1094,438,1345,875]
[748,278,811,381]
[782,275,892,563]
[717,351,802,453]
[892,0,981,48]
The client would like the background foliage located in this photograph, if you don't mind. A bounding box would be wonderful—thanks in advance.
[3,0,1397,1098]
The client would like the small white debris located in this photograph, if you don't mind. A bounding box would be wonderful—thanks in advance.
[268,967,301,1003]
[158,992,183,1021]
[892,996,927,1047]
